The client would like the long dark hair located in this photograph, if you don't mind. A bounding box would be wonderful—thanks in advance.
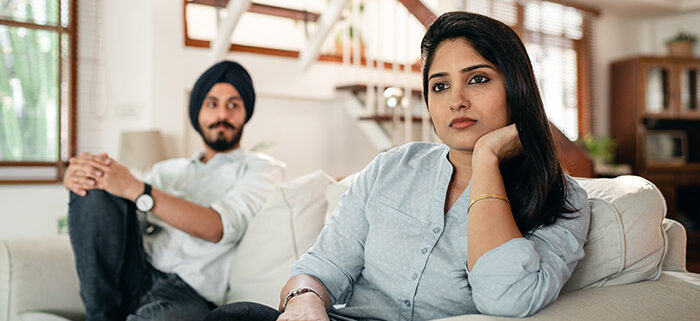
[421,11,578,234]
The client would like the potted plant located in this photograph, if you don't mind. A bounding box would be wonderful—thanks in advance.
[579,134,631,177]
[333,0,365,58]
[580,134,617,167]
[666,31,696,57]
[334,25,365,57]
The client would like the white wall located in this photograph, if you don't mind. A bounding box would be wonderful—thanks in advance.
[638,10,700,54]
[0,185,67,238]
[592,11,646,136]
[77,0,153,155]
[240,95,379,179]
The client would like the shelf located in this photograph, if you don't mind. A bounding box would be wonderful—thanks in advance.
[358,114,425,123]
[336,84,423,96]
[642,114,700,121]
[644,162,700,173]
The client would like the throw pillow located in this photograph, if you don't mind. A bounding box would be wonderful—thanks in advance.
[563,175,666,292]
[226,170,334,307]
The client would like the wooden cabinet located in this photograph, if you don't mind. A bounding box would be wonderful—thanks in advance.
[611,56,700,272]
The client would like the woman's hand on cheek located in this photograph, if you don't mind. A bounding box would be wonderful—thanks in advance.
[473,123,523,163]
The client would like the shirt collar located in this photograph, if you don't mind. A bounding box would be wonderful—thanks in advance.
[189,147,245,164]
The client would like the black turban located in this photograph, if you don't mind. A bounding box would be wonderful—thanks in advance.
[189,60,256,134]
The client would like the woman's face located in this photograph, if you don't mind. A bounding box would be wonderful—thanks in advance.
[426,38,510,152]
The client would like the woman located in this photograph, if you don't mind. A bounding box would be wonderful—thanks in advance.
[207,11,590,321]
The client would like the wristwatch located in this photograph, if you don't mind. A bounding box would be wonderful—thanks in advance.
[135,183,154,212]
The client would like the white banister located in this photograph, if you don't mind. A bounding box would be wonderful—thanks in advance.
[299,0,349,71]
[210,0,251,63]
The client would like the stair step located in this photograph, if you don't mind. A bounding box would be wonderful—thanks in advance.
[336,84,423,97]
[188,1,321,22]
[359,115,426,123]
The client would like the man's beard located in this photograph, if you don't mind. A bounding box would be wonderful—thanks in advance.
[202,121,243,151]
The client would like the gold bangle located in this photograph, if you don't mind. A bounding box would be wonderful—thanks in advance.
[468,193,509,211]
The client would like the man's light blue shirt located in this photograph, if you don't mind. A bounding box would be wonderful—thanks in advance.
[291,142,590,320]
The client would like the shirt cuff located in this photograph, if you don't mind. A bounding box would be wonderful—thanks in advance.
[291,252,353,304]
[466,237,540,287]
[209,202,238,244]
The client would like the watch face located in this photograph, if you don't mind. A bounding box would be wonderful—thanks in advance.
[136,194,154,212]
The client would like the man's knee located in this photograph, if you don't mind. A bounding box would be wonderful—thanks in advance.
[69,189,116,208]
[68,189,130,230]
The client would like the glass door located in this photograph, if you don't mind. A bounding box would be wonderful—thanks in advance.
[679,64,700,118]
[643,64,674,116]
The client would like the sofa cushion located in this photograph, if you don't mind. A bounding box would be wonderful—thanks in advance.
[0,237,84,321]
[562,176,666,292]
[226,171,334,307]
[434,271,700,321]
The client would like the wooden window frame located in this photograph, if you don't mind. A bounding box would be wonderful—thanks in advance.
[182,0,422,72]
[513,1,594,139]
[0,0,78,184]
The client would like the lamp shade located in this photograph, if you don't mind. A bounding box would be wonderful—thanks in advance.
[119,130,166,170]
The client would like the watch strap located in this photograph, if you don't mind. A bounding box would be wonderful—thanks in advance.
[143,183,152,196]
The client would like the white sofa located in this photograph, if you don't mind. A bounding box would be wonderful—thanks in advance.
[2,173,699,321]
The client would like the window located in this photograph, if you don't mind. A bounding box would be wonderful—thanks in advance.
[0,0,77,183]
[456,0,596,141]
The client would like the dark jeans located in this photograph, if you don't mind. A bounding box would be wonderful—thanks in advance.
[205,302,357,321]
[204,302,280,321]
[68,190,215,321]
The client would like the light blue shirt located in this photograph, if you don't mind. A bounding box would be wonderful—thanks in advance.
[291,142,590,320]
[143,148,285,305]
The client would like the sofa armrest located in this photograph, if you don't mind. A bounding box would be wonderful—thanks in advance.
[0,236,84,321]
[662,218,687,272]
[434,271,700,321]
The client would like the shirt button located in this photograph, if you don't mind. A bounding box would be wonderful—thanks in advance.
[433,227,441,233]
[411,273,418,280]
[421,247,428,254]
[404,300,411,307]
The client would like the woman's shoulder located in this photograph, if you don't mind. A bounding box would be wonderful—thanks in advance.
[563,175,589,210]
[376,142,448,166]
[533,175,591,239]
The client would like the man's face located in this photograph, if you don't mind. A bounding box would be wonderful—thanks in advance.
[198,83,246,151]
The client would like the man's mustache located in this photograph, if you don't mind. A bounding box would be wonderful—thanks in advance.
[208,121,235,130]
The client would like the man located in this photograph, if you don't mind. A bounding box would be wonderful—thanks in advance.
[64,61,285,321]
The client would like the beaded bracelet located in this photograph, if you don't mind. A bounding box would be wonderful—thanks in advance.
[468,193,509,211]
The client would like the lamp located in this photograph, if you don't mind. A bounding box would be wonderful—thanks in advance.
[119,130,166,174]
[383,87,404,109]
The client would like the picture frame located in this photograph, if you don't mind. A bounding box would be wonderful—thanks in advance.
[644,130,688,165]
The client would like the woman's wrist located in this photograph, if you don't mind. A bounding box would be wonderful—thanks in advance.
[472,149,500,170]
[283,292,326,312]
